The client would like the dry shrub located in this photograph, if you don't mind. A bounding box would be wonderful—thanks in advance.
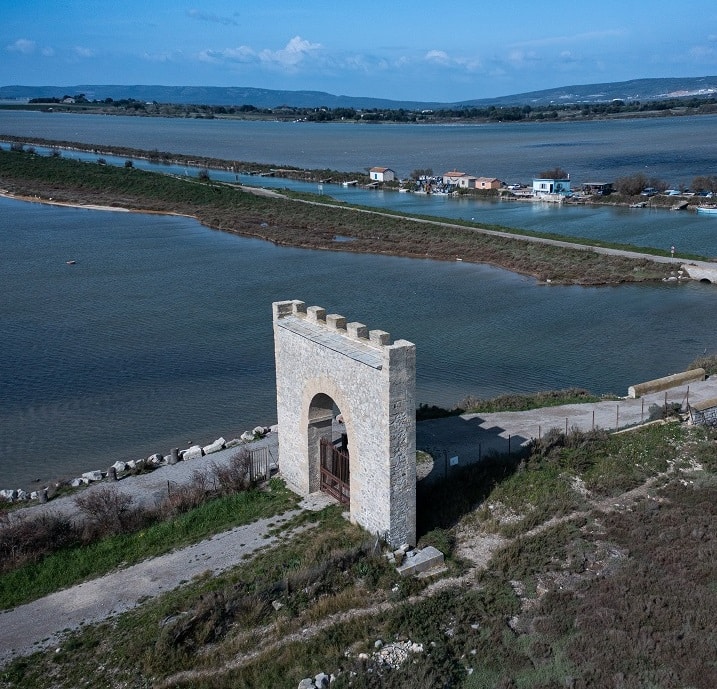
[0,512,79,572]
[526,482,717,688]
[157,470,212,519]
[74,486,139,538]
[211,447,253,493]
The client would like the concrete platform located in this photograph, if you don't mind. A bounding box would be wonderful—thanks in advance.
[397,546,445,577]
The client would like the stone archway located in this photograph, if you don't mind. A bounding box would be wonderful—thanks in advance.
[307,393,350,505]
[273,299,416,548]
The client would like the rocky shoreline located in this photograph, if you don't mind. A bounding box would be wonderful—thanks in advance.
[0,424,275,508]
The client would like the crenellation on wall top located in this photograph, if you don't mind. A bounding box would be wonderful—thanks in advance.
[273,299,415,353]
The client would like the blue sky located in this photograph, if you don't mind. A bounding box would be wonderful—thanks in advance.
[3,1,717,102]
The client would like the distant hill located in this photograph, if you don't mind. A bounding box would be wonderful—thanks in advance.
[2,76,717,110]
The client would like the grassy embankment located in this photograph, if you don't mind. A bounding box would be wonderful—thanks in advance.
[1,421,715,689]
[0,477,299,610]
[0,147,682,284]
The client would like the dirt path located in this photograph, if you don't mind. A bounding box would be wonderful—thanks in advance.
[0,492,333,668]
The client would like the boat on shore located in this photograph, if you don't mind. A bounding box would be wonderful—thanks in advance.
[696,205,717,215]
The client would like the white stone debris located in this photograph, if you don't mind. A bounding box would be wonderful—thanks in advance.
[81,470,103,482]
[181,445,203,461]
[202,438,226,455]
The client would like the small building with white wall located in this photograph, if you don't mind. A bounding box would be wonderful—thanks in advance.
[532,177,572,196]
[443,170,466,186]
[369,167,396,182]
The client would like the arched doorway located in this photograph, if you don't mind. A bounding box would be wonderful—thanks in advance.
[308,393,350,505]
[273,299,417,547]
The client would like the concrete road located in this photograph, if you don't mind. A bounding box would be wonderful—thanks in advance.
[417,376,717,478]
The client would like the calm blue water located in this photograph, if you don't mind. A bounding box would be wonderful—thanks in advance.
[2,110,717,185]
[2,195,717,489]
[4,111,717,256]
[2,111,717,488]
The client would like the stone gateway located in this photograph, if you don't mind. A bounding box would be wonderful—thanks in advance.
[273,300,416,547]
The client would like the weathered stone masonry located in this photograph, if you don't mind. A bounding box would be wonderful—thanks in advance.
[273,299,416,547]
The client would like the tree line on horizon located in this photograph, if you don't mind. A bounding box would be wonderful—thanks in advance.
[24,93,717,123]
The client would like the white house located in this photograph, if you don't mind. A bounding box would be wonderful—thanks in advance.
[442,170,467,186]
[532,177,572,196]
[369,167,396,182]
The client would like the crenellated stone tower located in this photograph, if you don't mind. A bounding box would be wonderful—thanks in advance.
[273,299,416,547]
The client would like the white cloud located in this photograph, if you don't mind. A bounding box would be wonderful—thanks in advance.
[74,46,94,58]
[424,49,482,72]
[198,45,256,64]
[505,49,540,67]
[511,29,625,49]
[258,36,322,69]
[142,50,177,63]
[187,9,238,26]
[6,38,36,54]
[425,50,450,65]
[689,44,717,60]
[41,46,55,57]
[196,36,321,72]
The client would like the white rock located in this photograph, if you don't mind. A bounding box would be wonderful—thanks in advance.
[240,431,255,442]
[269,424,279,433]
[70,478,89,487]
[252,426,267,437]
[182,445,203,461]
[225,438,242,448]
[15,489,28,501]
[111,461,127,473]
[297,679,315,689]
[315,672,330,688]
[202,438,226,455]
[147,453,164,466]
[0,489,17,501]
[82,471,103,482]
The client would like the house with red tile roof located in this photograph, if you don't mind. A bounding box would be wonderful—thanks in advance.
[369,167,396,182]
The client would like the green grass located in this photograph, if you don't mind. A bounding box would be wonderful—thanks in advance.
[2,426,715,689]
[0,480,298,610]
[459,388,608,414]
[0,148,683,284]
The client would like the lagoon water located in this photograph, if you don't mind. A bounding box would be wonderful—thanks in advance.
[2,110,717,186]
[2,111,717,488]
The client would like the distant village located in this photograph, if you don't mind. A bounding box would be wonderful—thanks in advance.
[367,166,716,208]
[369,165,608,201]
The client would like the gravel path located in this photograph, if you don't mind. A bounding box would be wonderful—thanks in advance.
[0,491,334,668]
[417,376,717,480]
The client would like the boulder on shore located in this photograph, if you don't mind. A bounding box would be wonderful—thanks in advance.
[202,438,226,455]
[181,445,203,461]
[81,470,103,482]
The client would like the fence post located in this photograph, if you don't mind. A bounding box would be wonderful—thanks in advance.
[565,417,568,435]
[616,404,619,429]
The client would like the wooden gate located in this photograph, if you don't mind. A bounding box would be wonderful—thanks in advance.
[320,437,350,505]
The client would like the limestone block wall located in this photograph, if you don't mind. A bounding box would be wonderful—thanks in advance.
[627,368,705,398]
[273,299,416,547]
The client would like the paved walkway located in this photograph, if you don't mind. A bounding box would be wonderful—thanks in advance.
[0,491,334,667]
[417,376,717,480]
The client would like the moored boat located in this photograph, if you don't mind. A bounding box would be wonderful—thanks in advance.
[696,205,717,215]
